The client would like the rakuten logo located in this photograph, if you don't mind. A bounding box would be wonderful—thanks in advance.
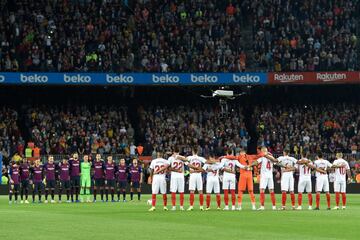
[233,74,260,83]
[191,74,218,83]
[20,74,48,83]
[64,74,91,83]
[0,75,5,83]
[273,73,303,82]
[316,73,346,82]
[152,74,180,83]
[106,74,134,83]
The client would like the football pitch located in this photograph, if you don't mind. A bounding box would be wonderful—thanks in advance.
[0,194,359,240]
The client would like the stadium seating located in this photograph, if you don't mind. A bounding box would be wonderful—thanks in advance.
[249,0,359,71]
[0,0,358,72]
[24,105,133,155]
[0,107,22,159]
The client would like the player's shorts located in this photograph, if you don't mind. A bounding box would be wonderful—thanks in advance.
[106,179,115,188]
[94,178,104,187]
[189,173,203,191]
[222,175,236,190]
[316,176,329,192]
[10,184,20,192]
[281,173,294,192]
[71,176,80,187]
[298,178,312,193]
[334,181,346,193]
[206,177,220,194]
[60,180,71,189]
[238,174,253,192]
[131,181,140,188]
[21,179,29,188]
[152,175,167,194]
[170,176,185,193]
[118,180,127,189]
[33,182,43,193]
[81,176,91,187]
[46,180,56,189]
[259,176,274,190]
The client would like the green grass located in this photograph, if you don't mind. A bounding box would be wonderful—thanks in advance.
[0,194,359,240]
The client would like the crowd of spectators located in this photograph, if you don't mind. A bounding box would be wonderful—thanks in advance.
[255,104,360,156]
[250,0,359,71]
[0,0,248,73]
[138,105,248,157]
[0,107,23,160]
[24,105,134,156]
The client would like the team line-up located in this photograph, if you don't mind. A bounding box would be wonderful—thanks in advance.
[7,147,351,211]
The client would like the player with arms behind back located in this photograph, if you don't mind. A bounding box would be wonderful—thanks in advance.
[148,152,169,211]
[313,152,332,210]
[129,158,143,201]
[44,155,56,203]
[9,161,20,204]
[332,153,351,210]
[116,158,128,202]
[31,159,44,203]
[19,159,30,204]
[92,153,105,202]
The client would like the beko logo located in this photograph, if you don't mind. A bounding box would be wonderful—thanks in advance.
[233,74,260,83]
[106,74,134,83]
[152,74,180,83]
[64,74,91,83]
[20,74,48,83]
[191,74,218,83]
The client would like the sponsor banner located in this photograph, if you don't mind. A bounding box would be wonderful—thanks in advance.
[0,72,267,85]
[269,72,360,84]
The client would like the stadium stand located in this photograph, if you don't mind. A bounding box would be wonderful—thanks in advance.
[0,0,246,72]
[249,0,359,71]
[0,0,358,72]
[24,105,133,155]
[0,107,22,160]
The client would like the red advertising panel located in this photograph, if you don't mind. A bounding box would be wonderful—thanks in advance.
[269,72,360,84]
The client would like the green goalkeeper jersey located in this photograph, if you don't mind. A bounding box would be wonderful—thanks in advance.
[81,162,91,178]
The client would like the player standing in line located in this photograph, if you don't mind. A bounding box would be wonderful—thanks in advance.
[31,159,44,203]
[203,154,222,211]
[93,153,105,202]
[296,152,327,210]
[129,158,143,201]
[251,147,278,210]
[168,148,187,211]
[220,151,249,210]
[44,155,56,203]
[105,155,116,202]
[277,150,298,210]
[58,158,71,203]
[332,153,351,210]
[9,161,20,204]
[313,152,332,210]
[19,159,30,204]
[148,152,169,211]
[80,155,92,203]
[69,153,81,202]
[225,149,264,210]
[186,148,210,211]
[116,158,128,202]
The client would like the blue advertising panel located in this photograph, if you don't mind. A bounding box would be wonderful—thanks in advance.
[0,72,268,85]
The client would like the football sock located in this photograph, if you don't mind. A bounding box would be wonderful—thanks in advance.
[224,190,229,206]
